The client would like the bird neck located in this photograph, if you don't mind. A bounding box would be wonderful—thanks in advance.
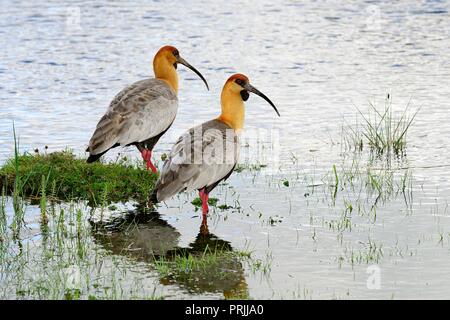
[153,58,178,94]
[218,90,245,131]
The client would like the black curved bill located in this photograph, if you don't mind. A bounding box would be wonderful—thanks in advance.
[176,56,209,91]
[243,83,280,117]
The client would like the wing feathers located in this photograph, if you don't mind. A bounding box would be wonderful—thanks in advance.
[154,119,239,202]
[87,78,177,156]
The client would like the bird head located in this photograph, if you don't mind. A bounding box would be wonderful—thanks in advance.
[219,74,279,130]
[224,73,280,116]
[153,46,209,92]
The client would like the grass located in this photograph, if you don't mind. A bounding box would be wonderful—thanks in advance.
[342,95,419,157]
[326,160,413,210]
[342,238,384,267]
[1,182,252,300]
[153,244,250,298]
[190,196,239,212]
[0,199,166,299]
[0,129,256,299]
[234,163,267,173]
[0,107,430,299]
[155,247,235,278]
[246,251,273,275]
[150,237,272,298]
[191,197,218,208]
[10,125,26,236]
[0,150,157,205]
[313,99,417,242]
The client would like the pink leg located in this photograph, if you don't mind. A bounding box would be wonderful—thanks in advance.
[199,188,209,235]
[199,188,209,218]
[141,149,157,173]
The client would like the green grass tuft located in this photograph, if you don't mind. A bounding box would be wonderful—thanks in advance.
[191,197,218,207]
[0,150,157,204]
[153,245,249,298]
[342,95,419,157]
[234,163,267,173]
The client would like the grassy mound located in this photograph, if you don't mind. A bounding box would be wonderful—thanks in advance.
[0,150,157,204]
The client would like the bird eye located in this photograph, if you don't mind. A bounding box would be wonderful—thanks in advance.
[240,90,249,101]
[235,79,244,86]
[173,50,179,56]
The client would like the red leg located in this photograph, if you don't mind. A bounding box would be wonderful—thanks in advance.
[199,188,209,218]
[198,188,210,235]
[141,149,157,173]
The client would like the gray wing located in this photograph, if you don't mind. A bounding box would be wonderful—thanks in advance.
[87,78,178,155]
[155,119,240,202]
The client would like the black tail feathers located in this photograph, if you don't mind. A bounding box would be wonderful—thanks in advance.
[86,143,120,163]
[86,152,103,163]
[149,189,159,204]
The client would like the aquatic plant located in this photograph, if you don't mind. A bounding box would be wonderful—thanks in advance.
[153,244,250,298]
[191,196,218,208]
[342,95,419,157]
[0,200,166,299]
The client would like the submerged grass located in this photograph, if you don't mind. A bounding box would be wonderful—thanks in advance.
[153,245,250,299]
[342,95,419,157]
[319,96,418,231]
[0,150,157,205]
[0,200,165,299]
[309,96,418,246]
[234,163,267,173]
[155,247,238,280]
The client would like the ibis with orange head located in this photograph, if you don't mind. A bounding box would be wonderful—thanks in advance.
[85,45,209,172]
[151,74,279,228]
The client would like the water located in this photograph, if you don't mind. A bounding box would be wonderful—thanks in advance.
[1,0,450,299]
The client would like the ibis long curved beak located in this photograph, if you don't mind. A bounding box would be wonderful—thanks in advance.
[176,55,209,91]
[243,83,280,117]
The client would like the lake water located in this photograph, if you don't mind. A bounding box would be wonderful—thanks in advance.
[1,0,450,299]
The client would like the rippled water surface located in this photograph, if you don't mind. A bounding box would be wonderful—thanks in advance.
[1,0,450,299]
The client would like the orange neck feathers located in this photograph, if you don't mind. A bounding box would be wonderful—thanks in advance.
[153,47,178,94]
[218,80,245,131]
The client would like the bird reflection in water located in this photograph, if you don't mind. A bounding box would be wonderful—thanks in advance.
[90,209,248,299]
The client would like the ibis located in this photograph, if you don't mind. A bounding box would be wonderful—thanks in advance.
[86,45,209,172]
[151,74,279,227]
